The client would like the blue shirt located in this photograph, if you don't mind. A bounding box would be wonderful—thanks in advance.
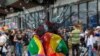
[95,33,100,37]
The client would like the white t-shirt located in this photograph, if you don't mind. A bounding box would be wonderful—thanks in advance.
[87,35,96,48]
[0,34,7,44]
[80,33,85,37]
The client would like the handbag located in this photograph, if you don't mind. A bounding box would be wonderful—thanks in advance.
[2,46,7,53]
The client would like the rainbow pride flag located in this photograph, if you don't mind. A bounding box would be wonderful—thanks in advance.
[28,35,45,56]
[42,32,68,56]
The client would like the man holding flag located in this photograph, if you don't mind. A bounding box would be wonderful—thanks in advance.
[27,21,69,56]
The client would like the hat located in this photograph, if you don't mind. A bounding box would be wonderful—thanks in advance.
[96,26,100,29]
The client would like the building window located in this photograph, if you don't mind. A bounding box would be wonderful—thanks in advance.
[79,3,87,28]
[32,13,36,28]
[31,13,36,28]
[55,7,64,23]
[58,7,64,16]
[51,7,58,22]
[98,0,100,25]
[88,1,97,27]
[64,6,70,20]
[49,8,53,22]
[38,11,45,25]
[14,16,19,29]
[71,5,78,24]
[63,5,71,26]
[34,12,39,28]
[24,13,32,28]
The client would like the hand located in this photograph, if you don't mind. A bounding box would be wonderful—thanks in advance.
[92,48,96,51]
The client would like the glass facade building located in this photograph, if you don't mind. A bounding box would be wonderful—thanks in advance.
[4,0,100,29]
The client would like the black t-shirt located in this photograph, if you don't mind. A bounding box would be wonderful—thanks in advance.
[9,34,15,45]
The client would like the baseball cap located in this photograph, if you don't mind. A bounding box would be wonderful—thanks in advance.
[96,26,100,29]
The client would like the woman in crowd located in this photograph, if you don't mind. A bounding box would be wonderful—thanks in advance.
[7,29,16,56]
[94,26,100,56]
[14,30,23,56]
[22,30,30,56]
[86,28,97,56]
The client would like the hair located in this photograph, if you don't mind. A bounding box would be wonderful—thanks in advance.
[5,30,11,35]
[87,28,94,37]
[73,23,81,29]
[73,23,83,32]
[36,25,46,37]
[17,30,22,34]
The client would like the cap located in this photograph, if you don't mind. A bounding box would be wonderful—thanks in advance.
[96,26,100,29]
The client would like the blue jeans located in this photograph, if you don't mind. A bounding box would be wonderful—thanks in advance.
[88,45,96,56]
[15,42,22,56]
[2,52,6,56]
[28,51,31,56]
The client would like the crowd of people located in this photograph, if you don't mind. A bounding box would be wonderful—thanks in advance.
[0,23,99,56]
[0,28,34,56]
[58,24,100,56]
